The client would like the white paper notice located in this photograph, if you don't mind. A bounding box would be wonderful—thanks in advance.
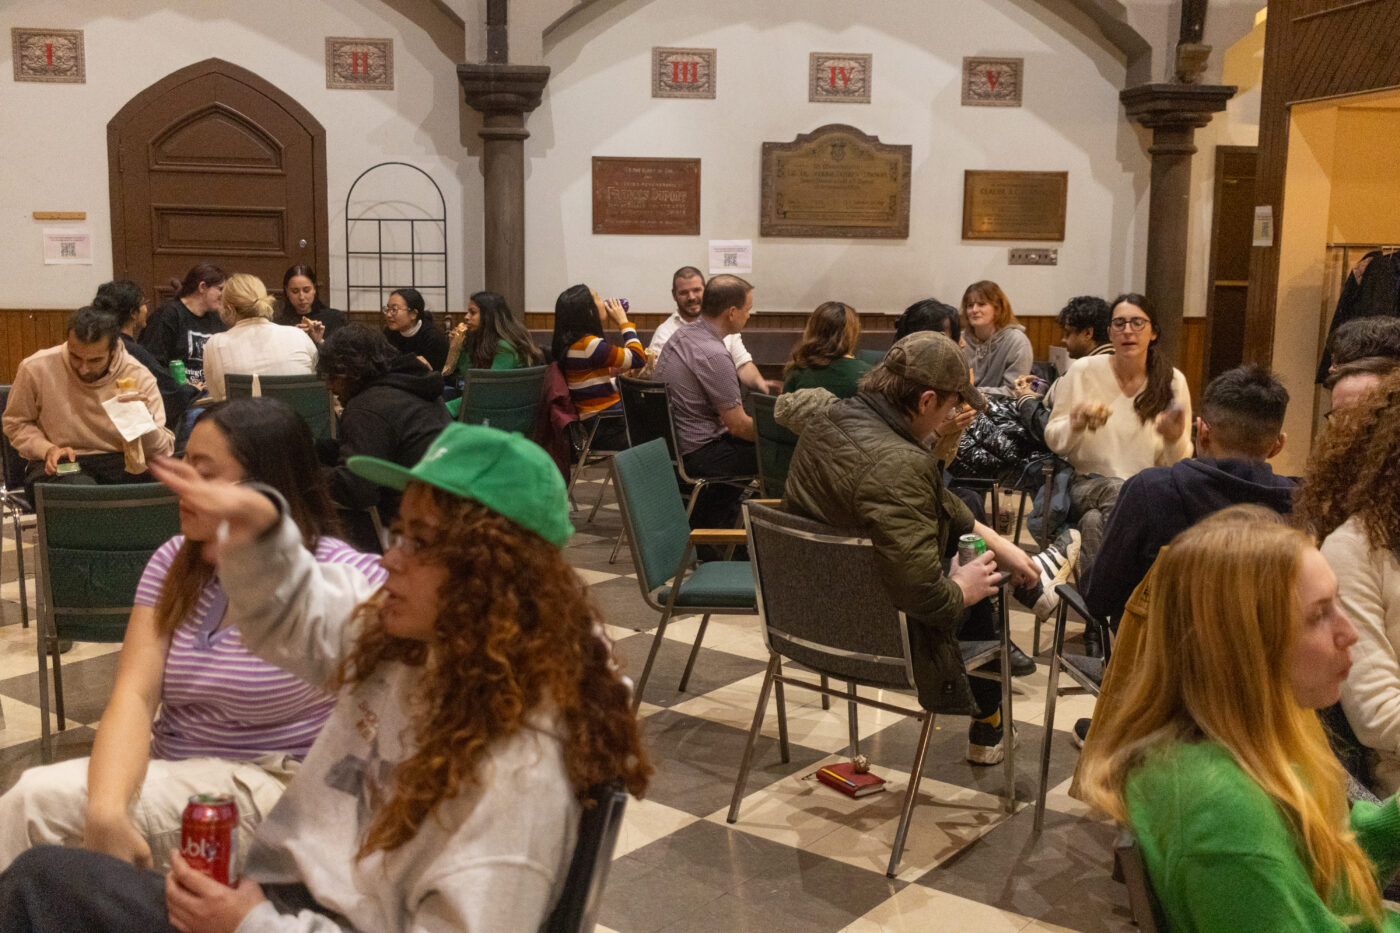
[1252,206,1274,247]
[102,396,158,442]
[708,239,753,275]
[42,228,93,265]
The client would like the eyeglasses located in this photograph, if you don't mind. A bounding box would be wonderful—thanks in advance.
[1109,317,1151,333]
[382,304,409,315]
[382,528,437,556]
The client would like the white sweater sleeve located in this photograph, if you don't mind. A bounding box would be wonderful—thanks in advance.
[1043,359,1089,459]
[1329,523,1400,757]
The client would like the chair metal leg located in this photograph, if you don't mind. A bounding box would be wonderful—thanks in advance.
[847,681,860,757]
[566,420,601,506]
[586,472,613,524]
[36,603,51,763]
[887,711,938,878]
[608,528,626,564]
[727,654,780,823]
[1013,489,1030,545]
[677,614,710,692]
[999,586,1015,812]
[51,639,66,731]
[683,479,709,521]
[1035,599,1071,835]
[774,659,790,764]
[631,609,674,712]
[819,673,830,710]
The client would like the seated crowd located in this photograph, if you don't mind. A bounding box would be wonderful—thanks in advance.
[2,256,1399,933]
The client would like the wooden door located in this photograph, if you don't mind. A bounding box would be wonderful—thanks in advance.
[1203,146,1258,382]
[108,58,328,302]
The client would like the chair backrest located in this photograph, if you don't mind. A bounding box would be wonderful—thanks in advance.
[617,377,676,457]
[743,501,916,690]
[35,483,181,642]
[857,347,886,367]
[611,438,693,595]
[456,365,549,433]
[751,393,798,499]
[224,373,336,441]
[1114,828,1168,933]
[1057,583,1113,665]
[0,385,28,497]
[538,781,629,933]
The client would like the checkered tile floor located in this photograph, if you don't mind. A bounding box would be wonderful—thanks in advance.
[0,473,1132,932]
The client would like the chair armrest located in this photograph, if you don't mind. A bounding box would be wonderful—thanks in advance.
[689,529,747,545]
[747,499,782,508]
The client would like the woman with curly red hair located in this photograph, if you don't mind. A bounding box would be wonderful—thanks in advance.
[1295,369,1400,796]
[0,424,651,932]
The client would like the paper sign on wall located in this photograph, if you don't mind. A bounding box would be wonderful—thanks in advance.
[708,239,752,274]
[1252,206,1274,247]
[42,227,92,264]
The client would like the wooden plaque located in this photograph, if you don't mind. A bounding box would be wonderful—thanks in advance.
[760,124,910,239]
[592,157,701,236]
[962,57,1023,107]
[961,170,1067,241]
[809,52,871,103]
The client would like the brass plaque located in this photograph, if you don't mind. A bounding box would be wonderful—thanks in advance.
[761,124,910,238]
[962,170,1067,241]
[592,157,701,236]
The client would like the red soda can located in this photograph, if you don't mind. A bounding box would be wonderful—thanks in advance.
[181,793,238,885]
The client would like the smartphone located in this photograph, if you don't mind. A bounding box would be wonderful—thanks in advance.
[55,460,81,476]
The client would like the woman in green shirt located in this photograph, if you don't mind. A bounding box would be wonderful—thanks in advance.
[1080,505,1400,932]
[781,301,870,397]
[444,290,543,379]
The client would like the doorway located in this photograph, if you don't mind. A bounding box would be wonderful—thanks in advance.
[107,58,329,302]
[1203,145,1258,382]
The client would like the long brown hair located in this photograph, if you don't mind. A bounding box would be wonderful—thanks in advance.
[959,280,1015,333]
[1078,506,1383,926]
[337,485,651,858]
[155,399,339,636]
[784,301,859,377]
[465,290,542,369]
[1294,369,1400,549]
[1111,293,1175,423]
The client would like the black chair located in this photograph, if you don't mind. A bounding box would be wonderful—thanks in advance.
[1114,828,1168,932]
[751,393,798,499]
[538,781,629,933]
[728,501,1015,878]
[1034,583,1109,833]
[0,385,34,632]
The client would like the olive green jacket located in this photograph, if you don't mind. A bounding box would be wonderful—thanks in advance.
[775,388,980,714]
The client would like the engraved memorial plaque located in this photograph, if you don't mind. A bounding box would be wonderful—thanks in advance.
[760,124,911,239]
[592,157,701,236]
[961,170,1067,241]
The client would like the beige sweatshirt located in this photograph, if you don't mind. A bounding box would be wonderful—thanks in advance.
[2,341,174,463]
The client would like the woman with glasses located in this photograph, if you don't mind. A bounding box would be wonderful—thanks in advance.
[381,287,450,372]
[1044,293,1191,579]
[0,424,651,933]
[959,281,1033,397]
[0,398,384,875]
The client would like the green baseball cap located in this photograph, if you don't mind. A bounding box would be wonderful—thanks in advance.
[347,423,574,548]
[881,331,988,412]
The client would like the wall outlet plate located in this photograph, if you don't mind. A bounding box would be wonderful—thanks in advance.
[1009,248,1058,265]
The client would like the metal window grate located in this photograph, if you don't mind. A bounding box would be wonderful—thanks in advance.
[344,162,448,313]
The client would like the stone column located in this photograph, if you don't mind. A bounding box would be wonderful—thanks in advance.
[458,64,549,318]
[1119,83,1234,365]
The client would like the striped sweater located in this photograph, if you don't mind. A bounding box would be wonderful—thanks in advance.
[135,535,386,761]
[563,324,645,418]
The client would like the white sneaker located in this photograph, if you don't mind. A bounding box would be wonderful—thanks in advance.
[1030,529,1081,620]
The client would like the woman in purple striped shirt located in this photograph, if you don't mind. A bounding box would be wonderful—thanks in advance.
[0,398,385,873]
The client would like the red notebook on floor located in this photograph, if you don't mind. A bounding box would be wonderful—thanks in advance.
[815,762,887,798]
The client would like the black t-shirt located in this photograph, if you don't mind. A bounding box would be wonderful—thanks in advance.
[138,298,226,386]
[273,302,349,337]
[384,323,450,371]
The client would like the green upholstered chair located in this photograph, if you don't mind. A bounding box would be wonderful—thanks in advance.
[857,347,886,367]
[728,501,1015,878]
[611,438,760,709]
[224,373,336,441]
[34,482,181,760]
[751,393,798,499]
[453,365,548,434]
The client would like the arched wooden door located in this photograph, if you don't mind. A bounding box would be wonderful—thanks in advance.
[107,58,328,302]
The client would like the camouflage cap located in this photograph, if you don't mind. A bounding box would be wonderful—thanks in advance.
[880,331,988,411]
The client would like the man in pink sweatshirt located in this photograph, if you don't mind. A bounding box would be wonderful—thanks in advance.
[4,305,174,498]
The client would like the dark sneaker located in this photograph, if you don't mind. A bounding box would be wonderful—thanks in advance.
[967,719,1018,766]
[1071,717,1091,749]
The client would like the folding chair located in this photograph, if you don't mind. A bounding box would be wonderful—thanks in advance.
[751,393,798,499]
[1034,583,1110,833]
[729,501,1015,878]
[455,365,549,433]
[611,439,760,708]
[225,373,336,441]
[0,385,34,632]
[1114,828,1169,932]
[538,781,629,933]
[34,483,181,760]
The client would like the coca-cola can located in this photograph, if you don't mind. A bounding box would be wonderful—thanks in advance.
[181,793,238,886]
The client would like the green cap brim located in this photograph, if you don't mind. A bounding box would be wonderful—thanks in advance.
[346,455,417,492]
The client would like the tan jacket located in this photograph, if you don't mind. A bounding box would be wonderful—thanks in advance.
[3,341,174,462]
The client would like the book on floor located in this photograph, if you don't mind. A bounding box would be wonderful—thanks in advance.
[814,762,886,798]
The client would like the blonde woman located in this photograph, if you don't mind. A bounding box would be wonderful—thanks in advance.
[1079,505,1398,931]
[202,273,318,401]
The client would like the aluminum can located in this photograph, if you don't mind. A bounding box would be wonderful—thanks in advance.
[181,793,238,886]
[957,533,987,566]
[169,360,187,385]
[612,298,630,313]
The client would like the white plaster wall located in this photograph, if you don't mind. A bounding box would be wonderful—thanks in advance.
[527,0,1149,318]
[0,0,477,312]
